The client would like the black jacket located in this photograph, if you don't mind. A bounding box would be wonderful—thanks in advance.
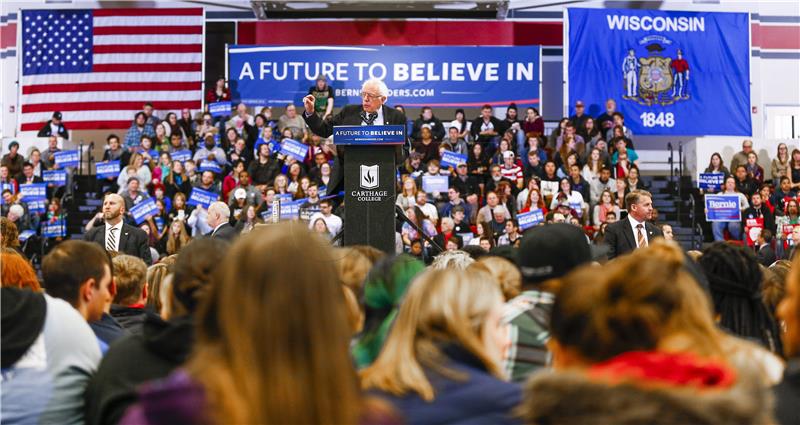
[209,222,237,241]
[470,116,504,143]
[756,244,777,267]
[110,305,148,335]
[37,120,69,139]
[742,205,775,233]
[84,222,153,264]
[89,312,128,346]
[85,314,194,425]
[303,104,407,139]
[603,217,663,260]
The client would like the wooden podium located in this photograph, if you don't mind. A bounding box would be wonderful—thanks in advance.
[334,125,405,253]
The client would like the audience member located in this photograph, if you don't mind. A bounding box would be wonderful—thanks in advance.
[86,239,227,425]
[108,255,150,335]
[774,255,800,424]
[1,287,101,424]
[361,267,521,424]
[353,254,425,368]
[504,224,592,382]
[121,224,362,424]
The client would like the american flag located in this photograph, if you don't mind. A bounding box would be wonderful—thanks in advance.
[19,8,203,132]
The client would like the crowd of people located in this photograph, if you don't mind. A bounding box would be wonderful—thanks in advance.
[1,220,798,424]
[1,76,799,424]
[2,76,657,263]
[703,139,800,262]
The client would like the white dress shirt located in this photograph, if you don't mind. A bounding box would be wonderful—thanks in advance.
[105,221,123,252]
[628,215,649,248]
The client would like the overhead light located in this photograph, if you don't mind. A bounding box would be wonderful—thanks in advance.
[285,2,329,9]
[433,2,479,10]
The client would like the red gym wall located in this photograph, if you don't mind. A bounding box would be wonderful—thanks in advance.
[237,20,563,46]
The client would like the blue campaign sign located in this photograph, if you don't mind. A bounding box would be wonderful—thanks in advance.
[42,169,67,186]
[96,161,121,179]
[518,209,545,230]
[567,8,750,136]
[440,151,468,169]
[279,139,309,161]
[699,172,725,191]
[333,125,406,146]
[228,46,541,108]
[54,149,80,167]
[705,194,741,222]
[27,199,46,214]
[18,230,36,242]
[19,183,47,200]
[422,175,449,193]
[198,160,223,174]
[171,149,193,163]
[130,198,159,225]
[187,188,218,208]
[279,200,302,220]
[208,101,232,117]
[41,220,66,238]
[1,182,15,195]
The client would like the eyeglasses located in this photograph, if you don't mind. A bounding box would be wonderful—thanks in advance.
[361,92,382,101]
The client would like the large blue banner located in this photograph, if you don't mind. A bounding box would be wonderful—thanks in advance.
[228,46,541,108]
[567,8,750,136]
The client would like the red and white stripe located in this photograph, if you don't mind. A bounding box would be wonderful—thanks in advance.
[20,8,203,132]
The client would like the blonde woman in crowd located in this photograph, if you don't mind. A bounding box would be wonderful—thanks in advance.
[362,266,521,424]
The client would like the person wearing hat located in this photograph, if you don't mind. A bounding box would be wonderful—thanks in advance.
[307,74,335,119]
[36,111,70,139]
[1,142,25,179]
[569,100,589,131]
[503,223,593,382]
[500,150,524,189]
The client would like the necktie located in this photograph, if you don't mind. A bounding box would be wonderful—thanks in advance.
[636,224,647,248]
[361,111,378,125]
[107,227,117,252]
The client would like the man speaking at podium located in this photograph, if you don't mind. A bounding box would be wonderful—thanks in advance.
[302,78,407,137]
[302,78,408,198]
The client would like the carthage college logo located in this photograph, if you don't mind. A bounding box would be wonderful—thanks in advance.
[622,35,692,106]
[360,165,379,190]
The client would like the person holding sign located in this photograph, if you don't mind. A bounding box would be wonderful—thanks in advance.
[709,176,749,242]
[742,192,775,237]
[84,194,152,264]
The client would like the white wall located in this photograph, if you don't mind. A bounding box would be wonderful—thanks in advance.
[685,137,800,182]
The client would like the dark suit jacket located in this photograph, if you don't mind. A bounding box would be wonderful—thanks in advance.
[303,104,407,138]
[603,217,663,260]
[209,222,237,241]
[756,244,777,267]
[84,222,152,264]
[15,176,44,185]
[304,104,408,196]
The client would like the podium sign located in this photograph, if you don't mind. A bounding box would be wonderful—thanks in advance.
[337,125,403,252]
[333,125,405,146]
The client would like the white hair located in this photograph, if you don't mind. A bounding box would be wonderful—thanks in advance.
[430,250,475,271]
[362,78,389,99]
[208,201,230,220]
[8,204,24,219]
